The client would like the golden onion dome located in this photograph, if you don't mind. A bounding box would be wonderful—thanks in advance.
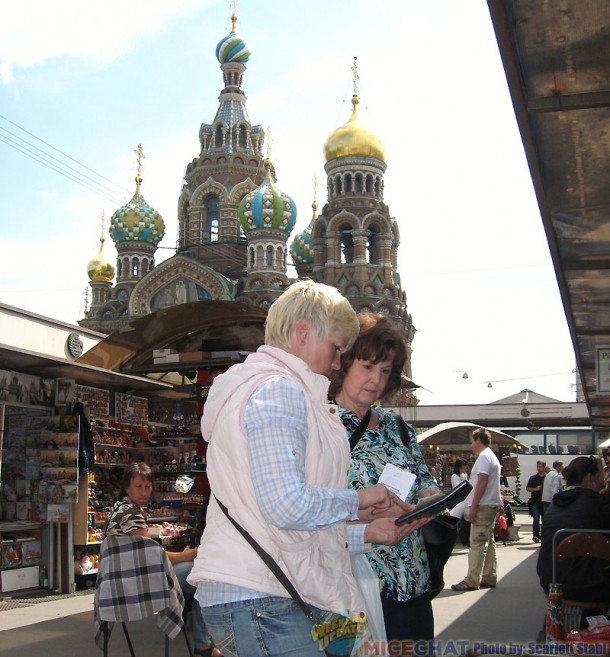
[324,95,386,163]
[87,239,115,283]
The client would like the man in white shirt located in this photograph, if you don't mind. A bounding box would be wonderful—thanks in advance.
[541,460,564,510]
[451,428,502,591]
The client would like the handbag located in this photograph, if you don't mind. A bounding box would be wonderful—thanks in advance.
[216,498,367,656]
[394,413,457,599]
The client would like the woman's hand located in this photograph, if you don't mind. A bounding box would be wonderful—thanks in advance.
[356,484,411,522]
[364,516,430,546]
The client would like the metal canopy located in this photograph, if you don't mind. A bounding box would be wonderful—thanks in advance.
[488,0,610,430]
[77,300,268,377]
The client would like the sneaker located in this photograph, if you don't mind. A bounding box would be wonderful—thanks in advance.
[533,536,540,543]
[480,581,496,588]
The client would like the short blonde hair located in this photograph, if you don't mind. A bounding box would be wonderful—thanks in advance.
[265,279,359,350]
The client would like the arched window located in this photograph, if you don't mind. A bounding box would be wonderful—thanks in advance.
[339,224,354,264]
[375,177,381,196]
[141,259,149,276]
[335,175,342,195]
[366,174,374,193]
[355,173,363,192]
[238,125,247,149]
[266,245,274,267]
[215,125,223,147]
[367,224,381,263]
[206,196,219,241]
[345,174,352,193]
[132,257,139,278]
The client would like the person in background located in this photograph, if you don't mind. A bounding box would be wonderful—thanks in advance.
[188,281,424,657]
[104,463,219,657]
[537,456,610,613]
[541,460,564,511]
[429,467,441,489]
[452,459,471,547]
[527,460,547,543]
[330,312,439,642]
[451,459,469,488]
[451,428,502,591]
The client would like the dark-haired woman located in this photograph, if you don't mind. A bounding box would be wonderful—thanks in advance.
[536,456,610,608]
[104,463,219,657]
[330,312,439,643]
[451,459,469,489]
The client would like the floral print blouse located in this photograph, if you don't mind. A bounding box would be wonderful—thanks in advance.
[338,404,437,601]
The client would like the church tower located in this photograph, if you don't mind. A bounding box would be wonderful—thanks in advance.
[237,154,297,307]
[306,58,416,376]
[176,12,266,279]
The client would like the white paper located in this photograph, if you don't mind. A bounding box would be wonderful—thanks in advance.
[378,463,416,501]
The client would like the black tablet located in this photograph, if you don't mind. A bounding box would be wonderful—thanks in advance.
[395,480,473,525]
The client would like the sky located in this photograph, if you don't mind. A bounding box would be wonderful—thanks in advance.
[0,0,578,406]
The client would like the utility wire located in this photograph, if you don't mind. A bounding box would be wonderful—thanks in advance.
[0,132,126,206]
[0,112,133,204]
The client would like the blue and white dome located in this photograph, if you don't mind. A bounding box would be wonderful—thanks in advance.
[238,160,297,234]
[216,14,251,64]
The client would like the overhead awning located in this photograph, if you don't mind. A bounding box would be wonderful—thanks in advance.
[77,300,268,378]
[487,0,610,430]
[0,343,173,394]
[417,421,529,451]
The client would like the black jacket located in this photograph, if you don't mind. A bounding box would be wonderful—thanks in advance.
[536,487,610,601]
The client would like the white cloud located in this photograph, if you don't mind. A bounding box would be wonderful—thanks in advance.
[0,0,212,84]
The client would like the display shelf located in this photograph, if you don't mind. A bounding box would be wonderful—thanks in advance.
[0,522,43,593]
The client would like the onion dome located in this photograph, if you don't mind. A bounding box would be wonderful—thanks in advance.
[109,174,165,246]
[216,13,251,64]
[290,196,317,266]
[87,239,115,283]
[238,159,297,234]
[324,95,386,162]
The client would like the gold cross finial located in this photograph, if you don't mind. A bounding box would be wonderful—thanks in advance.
[99,210,106,243]
[134,143,145,194]
[231,0,238,32]
[266,126,273,161]
[83,286,90,318]
[351,56,359,97]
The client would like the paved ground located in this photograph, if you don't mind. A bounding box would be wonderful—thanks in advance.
[0,511,549,656]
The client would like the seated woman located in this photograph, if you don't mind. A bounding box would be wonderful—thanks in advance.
[536,456,610,605]
[104,462,219,657]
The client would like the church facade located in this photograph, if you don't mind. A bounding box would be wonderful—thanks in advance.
[80,14,416,378]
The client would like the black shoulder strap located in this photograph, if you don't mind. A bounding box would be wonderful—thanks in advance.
[394,412,411,448]
[349,408,372,452]
[215,497,316,622]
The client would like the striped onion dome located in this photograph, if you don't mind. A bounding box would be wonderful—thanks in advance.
[238,160,297,234]
[216,14,251,64]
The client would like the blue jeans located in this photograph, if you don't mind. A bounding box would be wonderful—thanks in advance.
[201,596,325,657]
[173,561,211,650]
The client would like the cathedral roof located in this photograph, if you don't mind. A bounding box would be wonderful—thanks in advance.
[324,95,386,163]
[109,174,165,247]
[216,13,251,64]
[238,159,297,234]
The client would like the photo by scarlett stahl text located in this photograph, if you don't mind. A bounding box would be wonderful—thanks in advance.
[358,639,610,655]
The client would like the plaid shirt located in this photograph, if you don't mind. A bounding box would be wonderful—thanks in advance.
[94,535,184,649]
